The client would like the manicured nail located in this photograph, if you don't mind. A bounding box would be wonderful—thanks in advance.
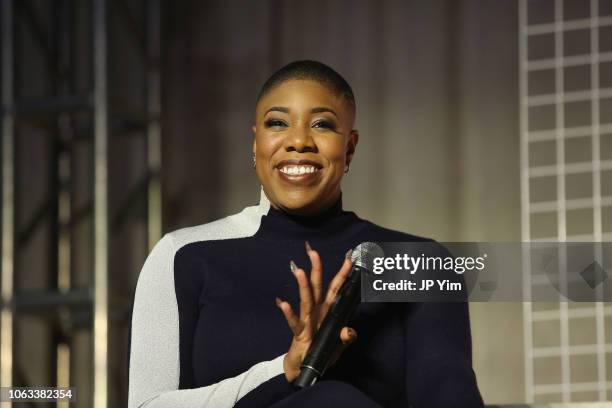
[290,260,298,275]
[345,249,353,261]
[275,297,283,307]
[305,241,313,253]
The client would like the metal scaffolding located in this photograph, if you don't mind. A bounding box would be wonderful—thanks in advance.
[92,2,109,407]
[0,0,162,406]
[520,0,612,403]
[1,0,16,403]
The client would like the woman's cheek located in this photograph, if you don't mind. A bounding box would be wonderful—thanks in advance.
[256,133,279,157]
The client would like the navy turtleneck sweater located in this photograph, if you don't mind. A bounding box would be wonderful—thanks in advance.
[128,189,484,408]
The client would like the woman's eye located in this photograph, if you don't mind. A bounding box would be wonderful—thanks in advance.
[264,119,287,128]
[312,120,336,130]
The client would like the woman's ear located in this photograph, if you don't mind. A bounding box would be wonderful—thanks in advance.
[252,125,257,156]
[346,129,359,165]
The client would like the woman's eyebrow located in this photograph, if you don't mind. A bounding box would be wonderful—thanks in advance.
[264,106,338,118]
[265,106,289,115]
[310,107,338,118]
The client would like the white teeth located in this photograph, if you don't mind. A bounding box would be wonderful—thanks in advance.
[279,165,318,175]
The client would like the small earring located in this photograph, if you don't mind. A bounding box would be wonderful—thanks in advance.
[344,164,350,174]
[252,154,257,169]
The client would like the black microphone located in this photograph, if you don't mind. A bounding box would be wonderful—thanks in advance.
[293,242,384,388]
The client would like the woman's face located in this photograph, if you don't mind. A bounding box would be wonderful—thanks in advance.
[252,79,358,216]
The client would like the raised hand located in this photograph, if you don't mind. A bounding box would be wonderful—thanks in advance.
[275,242,358,383]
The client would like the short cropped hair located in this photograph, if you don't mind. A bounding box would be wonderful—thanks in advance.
[256,60,355,108]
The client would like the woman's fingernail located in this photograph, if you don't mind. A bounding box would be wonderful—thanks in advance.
[305,241,312,253]
[275,297,283,307]
[345,249,353,261]
[290,260,298,275]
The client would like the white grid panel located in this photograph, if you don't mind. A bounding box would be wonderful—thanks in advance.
[520,0,612,403]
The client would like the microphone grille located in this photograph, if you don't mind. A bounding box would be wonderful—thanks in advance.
[351,242,384,270]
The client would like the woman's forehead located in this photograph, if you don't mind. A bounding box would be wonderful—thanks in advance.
[256,79,352,115]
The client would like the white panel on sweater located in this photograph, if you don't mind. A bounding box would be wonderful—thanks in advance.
[128,189,288,408]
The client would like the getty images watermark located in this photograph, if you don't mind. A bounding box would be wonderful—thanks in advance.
[360,242,611,302]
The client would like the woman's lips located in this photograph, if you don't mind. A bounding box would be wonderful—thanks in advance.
[275,164,321,184]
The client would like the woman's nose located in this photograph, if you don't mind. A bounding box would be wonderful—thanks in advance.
[284,126,316,152]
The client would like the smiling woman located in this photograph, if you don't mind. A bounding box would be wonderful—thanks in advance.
[127,60,484,408]
[252,70,358,216]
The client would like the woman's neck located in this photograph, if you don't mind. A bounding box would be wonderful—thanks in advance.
[265,188,343,219]
[254,187,363,243]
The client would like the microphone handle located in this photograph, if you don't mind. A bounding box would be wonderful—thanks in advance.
[293,265,363,388]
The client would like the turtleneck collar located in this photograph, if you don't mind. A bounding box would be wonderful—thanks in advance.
[254,187,365,243]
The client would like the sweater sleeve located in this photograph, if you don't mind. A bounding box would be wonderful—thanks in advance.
[403,301,484,408]
[128,234,295,408]
[403,242,484,407]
